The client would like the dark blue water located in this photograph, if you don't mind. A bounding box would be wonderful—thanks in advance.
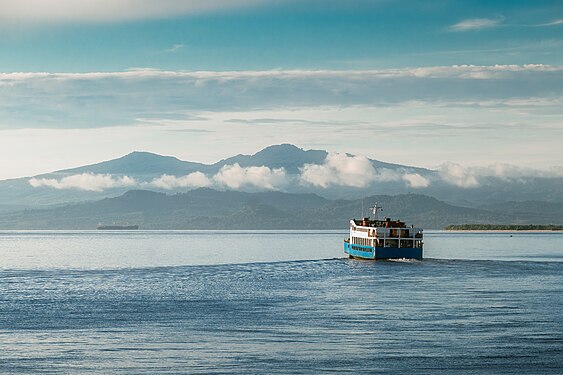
[0,231,562,373]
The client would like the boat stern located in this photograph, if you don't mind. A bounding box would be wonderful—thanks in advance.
[344,240,376,260]
[344,240,423,260]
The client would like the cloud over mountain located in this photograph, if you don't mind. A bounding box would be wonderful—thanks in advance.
[300,153,377,188]
[213,164,287,190]
[402,173,430,188]
[299,153,431,189]
[148,172,211,189]
[25,149,562,194]
[438,162,480,188]
[29,173,137,191]
[438,162,563,188]
[28,164,288,192]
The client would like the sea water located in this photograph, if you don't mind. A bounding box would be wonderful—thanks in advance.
[0,231,562,373]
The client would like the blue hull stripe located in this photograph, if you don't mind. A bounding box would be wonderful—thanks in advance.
[344,242,422,260]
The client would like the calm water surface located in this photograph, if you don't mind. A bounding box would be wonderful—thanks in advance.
[0,231,562,373]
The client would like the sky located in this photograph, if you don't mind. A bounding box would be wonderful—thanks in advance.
[0,0,562,180]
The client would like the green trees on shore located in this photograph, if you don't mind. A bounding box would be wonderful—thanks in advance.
[445,224,563,231]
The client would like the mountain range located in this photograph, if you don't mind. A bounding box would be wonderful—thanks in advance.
[1,188,562,230]
[0,144,561,228]
[0,188,563,230]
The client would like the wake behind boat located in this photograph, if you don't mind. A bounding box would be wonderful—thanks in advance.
[344,204,423,260]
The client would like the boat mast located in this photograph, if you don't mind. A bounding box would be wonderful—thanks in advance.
[370,203,383,220]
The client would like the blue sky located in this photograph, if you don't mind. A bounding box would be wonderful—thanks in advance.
[0,0,562,179]
[2,0,563,71]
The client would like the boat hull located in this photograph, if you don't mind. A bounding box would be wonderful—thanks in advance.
[344,241,422,260]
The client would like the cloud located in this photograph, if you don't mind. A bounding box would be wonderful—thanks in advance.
[470,163,563,180]
[437,161,563,188]
[213,164,287,190]
[0,0,267,23]
[438,162,480,188]
[449,17,563,32]
[27,158,561,194]
[536,19,563,27]
[300,153,430,189]
[28,166,288,192]
[29,173,137,191]
[300,153,376,188]
[129,153,431,192]
[449,18,502,32]
[148,172,211,189]
[164,44,185,53]
[1,65,562,130]
[402,173,430,188]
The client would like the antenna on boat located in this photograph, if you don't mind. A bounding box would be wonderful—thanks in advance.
[361,199,364,218]
[370,203,383,220]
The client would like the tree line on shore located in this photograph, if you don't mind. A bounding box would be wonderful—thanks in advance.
[445,224,563,231]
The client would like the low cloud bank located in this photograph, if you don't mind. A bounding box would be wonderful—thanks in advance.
[438,162,563,188]
[402,173,430,188]
[28,155,562,192]
[438,162,480,188]
[299,153,430,189]
[29,173,137,192]
[213,163,287,190]
[472,163,563,180]
[300,153,376,188]
[29,165,288,192]
[148,172,211,189]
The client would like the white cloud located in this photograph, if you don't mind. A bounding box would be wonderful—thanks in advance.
[537,19,563,27]
[438,162,480,188]
[449,18,502,32]
[437,161,563,188]
[0,0,266,23]
[27,167,289,192]
[1,65,562,130]
[27,166,288,192]
[300,153,377,188]
[148,172,211,189]
[402,173,430,188]
[29,173,137,191]
[299,153,430,189]
[474,163,533,180]
[25,157,562,194]
[375,169,431,189]
[164,44,185,53]
[213,163,287,190]
[472,163,563,180]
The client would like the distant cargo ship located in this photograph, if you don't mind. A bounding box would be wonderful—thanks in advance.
[97,222,139,230]
[344,204,423,260]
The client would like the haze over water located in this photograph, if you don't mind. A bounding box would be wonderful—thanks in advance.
[1,231,562,373]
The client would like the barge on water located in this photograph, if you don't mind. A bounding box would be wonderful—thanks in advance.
[344,204,423,260]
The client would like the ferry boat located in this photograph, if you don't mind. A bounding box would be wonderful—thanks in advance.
[344,204,423,260]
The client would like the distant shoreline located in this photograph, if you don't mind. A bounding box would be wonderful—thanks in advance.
[444,229,562,233]
[445,224,563,232]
